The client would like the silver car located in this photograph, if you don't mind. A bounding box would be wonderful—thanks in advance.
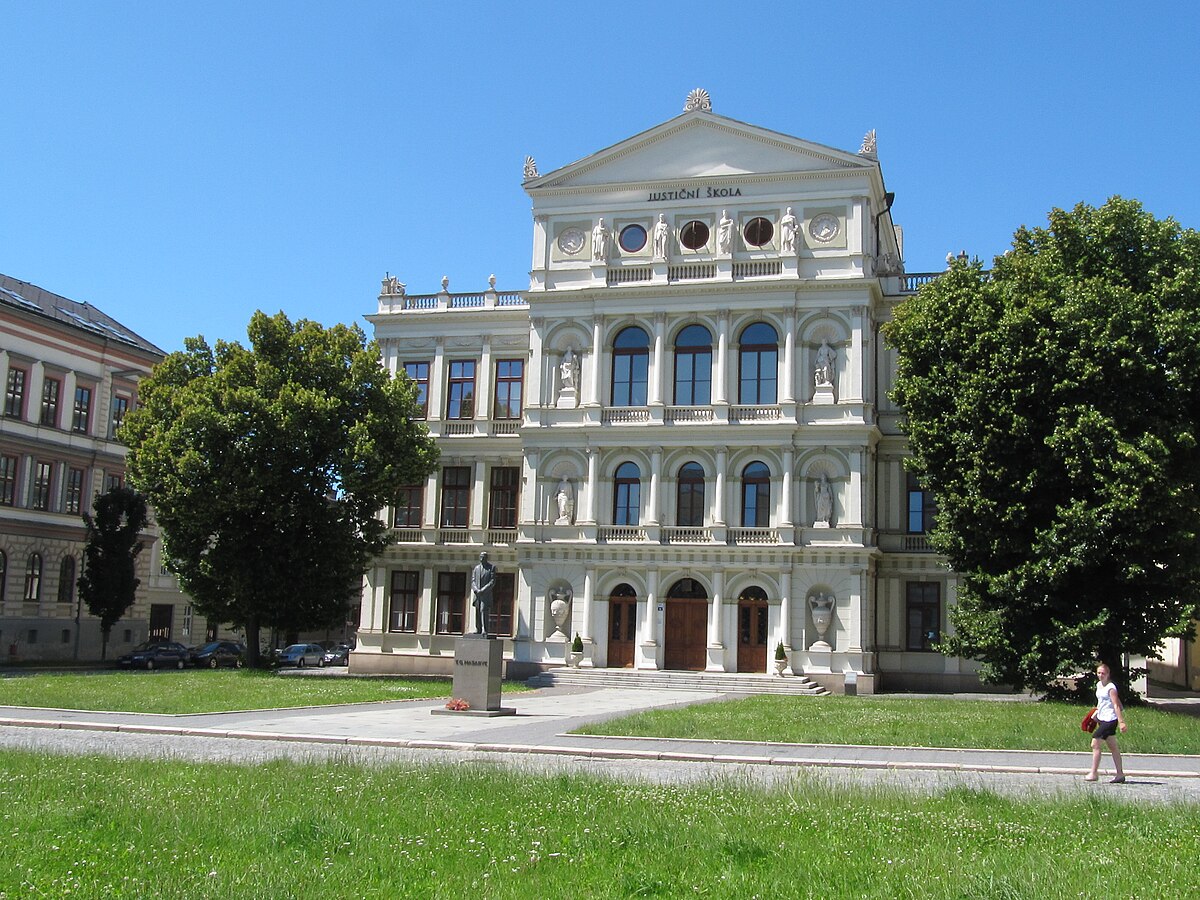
[275,643,326,668]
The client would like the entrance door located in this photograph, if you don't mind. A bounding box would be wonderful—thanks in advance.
[737,587,769,673]
[664,578,708,671]
[607,584,638,668]
[148,604,173,642]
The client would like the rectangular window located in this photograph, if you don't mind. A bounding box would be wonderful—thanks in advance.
[0,455,17,506]
[65,467,85,515]
[110,395,130,438]
[488,466,519,529]
[105,472,124,492]
[32,461,53,511]
[492,359,523,420]
[906,472,938,534]
[489,573,515,637]
[612,353,648,406]
[446,360,476,419]
[402,361,429,418]
[40,378,61,427]
[182,605,193,638]
[72,385,92,433]
[905,582,941,652]
[440,466,471,528]
[435,571,466,634]
[61,629,71,644]
[392,484,424,528]
[5,367,27,418]
[389,570,419,632]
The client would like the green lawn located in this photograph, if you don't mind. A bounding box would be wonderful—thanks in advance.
[0,670,526,715]
[0,750,1196,898]
[576,694,1200,755]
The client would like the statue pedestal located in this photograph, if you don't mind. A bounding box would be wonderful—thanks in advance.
[812,384,835,405]
[431,635,515,717]
[556,387,578,409]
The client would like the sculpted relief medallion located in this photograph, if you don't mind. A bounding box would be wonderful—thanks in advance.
[557,228,585,255]
[809,214,840,244]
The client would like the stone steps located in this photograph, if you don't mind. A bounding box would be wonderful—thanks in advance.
[526,667,830,696]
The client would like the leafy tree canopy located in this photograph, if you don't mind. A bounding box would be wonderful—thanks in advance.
[122,311,438,664]
[79,486,150,659]
[885,197,1200,693]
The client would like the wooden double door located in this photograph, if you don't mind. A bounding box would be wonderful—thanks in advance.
[607,587,638,668]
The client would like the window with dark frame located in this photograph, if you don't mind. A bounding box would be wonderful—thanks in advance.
[439,466,471,528]
[493,359,524,420]
[72,385,92,433]
[488,466,519,529]
[446,360,476,419]
[65,467,84,515]
[906,582,941,651]
[389,570,419,632]
[58,556,75,604]
[906,471,938,534]
[105,472,123,492]
[680,220,710,250]
[40,377,60,426]
[5,367,27,418]
[743,217,774,247]
[676,462,706,527]
[489,572,515,636]
[673,324,712,405]
[0,455,17,506]
[402,361,430,418]
[110,395,130,438]
[741,461,771,527]
[435,571,466,634]
[32,461,52,511]
[738,322,778,404]
[614,461,641,526]
[24,553,42,602]
[392,484,424,528]
[611,326,649,407]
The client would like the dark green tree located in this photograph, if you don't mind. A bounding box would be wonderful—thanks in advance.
[885,197,1200,694]
[78,486,150,660]
[122,311,438,666]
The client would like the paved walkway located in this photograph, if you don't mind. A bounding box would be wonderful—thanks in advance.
[2,685,1198,803]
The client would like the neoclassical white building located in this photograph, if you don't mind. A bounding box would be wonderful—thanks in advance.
[354,92,970,692]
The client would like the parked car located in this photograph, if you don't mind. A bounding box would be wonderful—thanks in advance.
[275,643,326,668]
[321,642,355,667]
[190,640,246,669]
[117,641,191,670]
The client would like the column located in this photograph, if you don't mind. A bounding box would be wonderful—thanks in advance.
[708,568,724,649]
[471,459,486,530]
[528,317,545,409]
[429,338,445,423]
[849,450,864,526]
[713,310,729,405]
[422,469,438,529]
[781,448,794,527]
[587,315,603,407]
[28,362,45,425]
[477,338,492,423]
[642,567,660,659]
[714,446,727,525]
[520,450,539,524]
[582,566,595,646]
[649,313,665,406]
[63,371,78,431]
[418,566,435,633]
[781,310,795,404]
[584,446,599,524]
[850,306,866,402]
[648,447,662,525]
[780,569,793,651]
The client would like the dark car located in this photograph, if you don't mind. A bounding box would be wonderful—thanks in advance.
[275,643,326,668]
[321,642,355,667]
[117,641,190,670]
[190,640,246,669]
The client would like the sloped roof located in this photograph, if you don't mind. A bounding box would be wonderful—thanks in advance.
[0,272,164,357]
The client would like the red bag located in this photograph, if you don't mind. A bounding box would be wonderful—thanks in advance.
[1081,707,1098,732]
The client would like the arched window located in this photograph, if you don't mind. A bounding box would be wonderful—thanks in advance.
[24,552,42,602]
[673,324,712,405]
[738,322,778,404]
[613,462,641,526]
[611,327,650,407]
[741,462,771,527]
[58,556,76,604]
[676,462,706,527]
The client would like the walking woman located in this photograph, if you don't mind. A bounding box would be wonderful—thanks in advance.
[1085,661,1128,783]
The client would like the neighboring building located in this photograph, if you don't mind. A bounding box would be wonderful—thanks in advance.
[0,273,202,661]
[354,92,972,692]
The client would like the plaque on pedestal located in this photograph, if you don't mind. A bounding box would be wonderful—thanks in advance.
[431,635,516,717]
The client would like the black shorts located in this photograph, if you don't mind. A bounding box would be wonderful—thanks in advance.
[1094,718,1119,740]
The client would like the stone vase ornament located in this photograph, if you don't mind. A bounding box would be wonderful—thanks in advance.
[549,585,572,635]
[809,593,834,651]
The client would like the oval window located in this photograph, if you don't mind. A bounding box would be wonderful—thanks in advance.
[619,224,647,253]
[680,220,710,250]
[743,217,773,247]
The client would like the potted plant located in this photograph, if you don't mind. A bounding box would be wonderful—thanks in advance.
[773,641,789,676]
[567,632,584,668]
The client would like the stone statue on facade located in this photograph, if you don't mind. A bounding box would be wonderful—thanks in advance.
[653,213,670,260]
[814,339,836,388]
[559,347,579,392]
[554,476,575,525]
[592,219,611,262]
[470,551,497,635]
[814,474,833,527]
[780,208,797,255]
[717,210,734,254]
[381,274,405,296]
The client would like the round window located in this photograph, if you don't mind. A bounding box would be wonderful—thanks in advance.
[619,224,647,253]
[680,220,710,250]
[743,217,774,247]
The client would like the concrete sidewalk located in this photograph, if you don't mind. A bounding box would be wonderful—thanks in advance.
[1,685,1197,802]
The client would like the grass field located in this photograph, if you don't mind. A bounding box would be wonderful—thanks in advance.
[576,693,1200,755]
[0,670,527,715]
[1,749,1196,898]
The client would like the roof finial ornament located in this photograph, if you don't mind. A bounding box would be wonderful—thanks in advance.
[523,155,539,181]
[858,129,877,158]
[684,88,712,112]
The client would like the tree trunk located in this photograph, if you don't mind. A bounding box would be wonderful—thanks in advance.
[100,626,110,661]
[244,617,262,668]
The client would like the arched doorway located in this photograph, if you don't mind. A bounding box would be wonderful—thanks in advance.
[664,578,708,670]
[607,583,638,668]
[737,586,769,673]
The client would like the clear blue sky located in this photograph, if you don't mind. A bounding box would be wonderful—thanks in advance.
[3,2,1197,353]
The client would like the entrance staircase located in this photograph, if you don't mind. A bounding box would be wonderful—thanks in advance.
[526,667,830,696]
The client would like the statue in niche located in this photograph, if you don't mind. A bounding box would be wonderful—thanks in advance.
[559,347,579,393]
[780,208,798,255]
[653,213,670,260]
[554,477,575,525]
[592,218,611,262]
[717,210,734,254]
[814,473,833,526]
[814,339,836,388]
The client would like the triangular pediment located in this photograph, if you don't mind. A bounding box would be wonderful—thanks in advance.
[526,111,873,191]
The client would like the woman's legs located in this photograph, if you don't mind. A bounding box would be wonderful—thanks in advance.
[1106,735,1125,781]
[1086,738,1102,780]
